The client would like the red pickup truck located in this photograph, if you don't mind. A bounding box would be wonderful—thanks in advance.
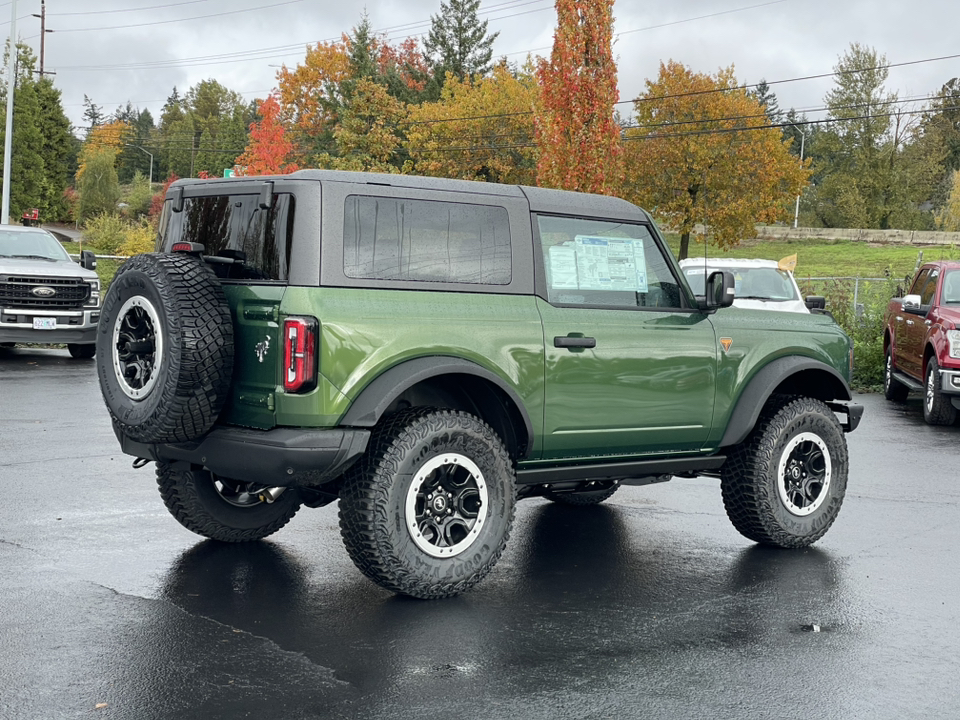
[884,261,960,424]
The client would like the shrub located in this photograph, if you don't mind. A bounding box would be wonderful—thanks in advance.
[122,171,154,219]
[83,213,156,257]
[118,222,156,256]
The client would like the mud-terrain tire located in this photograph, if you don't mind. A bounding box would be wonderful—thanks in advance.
[156,462,300,542]
[883,347,909,402]
[96,253,233,443]
[721,396,848,548]
[339,408,516,599]
[67,343,96,359]
[923,358,957,425]
[545,481,620,506]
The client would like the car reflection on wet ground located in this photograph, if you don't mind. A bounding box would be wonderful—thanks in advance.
[1,347,958,719]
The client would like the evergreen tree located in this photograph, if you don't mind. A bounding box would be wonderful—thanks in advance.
[34,78,76,221]
[424,0,499,86]
[752,79,781,123]
[0,43,47,219]
[82,94,104,128]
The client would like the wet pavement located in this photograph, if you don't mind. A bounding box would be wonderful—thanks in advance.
[1,346,958,719]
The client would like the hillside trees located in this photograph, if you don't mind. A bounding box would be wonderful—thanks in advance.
[535,0,622,195]
[405,62,539,184]
[234,94,299,175]
[623,61,810,259]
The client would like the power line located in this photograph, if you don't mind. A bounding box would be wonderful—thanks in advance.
[51,0,304,33]
[51,0,213,16]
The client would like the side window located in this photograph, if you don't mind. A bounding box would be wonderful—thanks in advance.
[173,193,295,281]
[536,215,683,309]
[908,268,930,296]
[920,269,940,306]
[343,195,511,285]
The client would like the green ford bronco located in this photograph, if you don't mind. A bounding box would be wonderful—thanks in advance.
[96,170,862,599]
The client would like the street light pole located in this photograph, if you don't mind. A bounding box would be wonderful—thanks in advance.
[126,144,154,187]
[793,125,807,229]
[2,0,18,225]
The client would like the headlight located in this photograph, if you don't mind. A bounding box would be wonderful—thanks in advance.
[84,278,101,309]
[948,330,960,359]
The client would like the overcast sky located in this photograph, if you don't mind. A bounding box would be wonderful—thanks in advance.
[2,0,957,135]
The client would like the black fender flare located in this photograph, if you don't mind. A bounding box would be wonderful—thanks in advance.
[719,356,852,448]
[339,356,535,457]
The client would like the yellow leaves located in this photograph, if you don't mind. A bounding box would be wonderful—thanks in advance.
[935,169,960,231]
[623,61,812,253]
[405,64,540,185]
[276,38,351,139]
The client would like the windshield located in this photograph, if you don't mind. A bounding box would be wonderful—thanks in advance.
[941,270,960,305]
[0,229,71,261]
[683,266,799,302]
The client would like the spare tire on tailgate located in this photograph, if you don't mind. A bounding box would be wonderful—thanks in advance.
[96,253,234,444]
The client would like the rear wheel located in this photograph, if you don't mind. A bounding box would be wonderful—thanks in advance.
[545,481,620,506]
[156,462,301,542]
[721,396,848,548]
[923,358,957,425]
[883,347,909,401]
[67,343,96,359]
[339,408,515,599]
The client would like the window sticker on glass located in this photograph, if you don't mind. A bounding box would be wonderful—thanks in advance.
[548,244,579,288]
[572,235,648,293]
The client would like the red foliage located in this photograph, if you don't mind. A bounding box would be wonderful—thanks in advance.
[234,94,300,176]
[148,174,180,224]
[377,37,429,92]
[535,0,623,195]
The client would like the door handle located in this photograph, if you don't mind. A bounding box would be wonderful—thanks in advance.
[925,320,932,325]
[906,320,914,325]
[554,336,596,349]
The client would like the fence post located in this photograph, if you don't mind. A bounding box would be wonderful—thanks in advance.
[854,277,860,314]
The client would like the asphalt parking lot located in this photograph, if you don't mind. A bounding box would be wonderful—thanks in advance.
[1,346,958,720]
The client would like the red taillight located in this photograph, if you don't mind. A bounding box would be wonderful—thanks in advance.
[282,316,318,393]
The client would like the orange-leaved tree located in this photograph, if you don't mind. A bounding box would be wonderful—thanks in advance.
[405,61,540,184]
[535,0,622,195]
[623,61,811,259]
[234,94,299,176]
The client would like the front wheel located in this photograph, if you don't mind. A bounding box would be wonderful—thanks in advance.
[923,358,957,425]
[156,462,301,542]
[721,396,848,548]
[339,409,516,599]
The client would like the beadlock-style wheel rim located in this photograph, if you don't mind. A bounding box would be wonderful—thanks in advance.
[405,453,488,558]
[112,296,164,400]
[777,432,832,517]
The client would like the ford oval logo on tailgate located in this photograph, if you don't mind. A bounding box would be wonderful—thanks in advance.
[31,287,56,297]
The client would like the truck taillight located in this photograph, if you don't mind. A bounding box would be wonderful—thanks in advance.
[282,316,318,393]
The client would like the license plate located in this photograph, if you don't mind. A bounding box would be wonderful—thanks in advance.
[33,317,57,330]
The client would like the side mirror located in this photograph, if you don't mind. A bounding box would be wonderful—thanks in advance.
[702,270,735,311]
[902,294,922,313]
[80,249,97,270]
[805,295,826,311]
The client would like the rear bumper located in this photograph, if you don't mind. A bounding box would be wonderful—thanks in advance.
[116,424,370,488]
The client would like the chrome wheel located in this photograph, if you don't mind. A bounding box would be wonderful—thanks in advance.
[112,296,163,399]
[926,365,936,413]
[777,432,832,517]
[405,453,488,558]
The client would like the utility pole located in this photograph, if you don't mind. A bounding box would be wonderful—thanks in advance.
[32,0,55,78]
[2,0,18,225]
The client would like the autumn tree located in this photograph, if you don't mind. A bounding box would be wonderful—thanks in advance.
[405,61,539,184]
[535,0,622,195]
[623,61,810,259]
[424,0,499,87]
[234,94,299,176]
[935,169,960,230]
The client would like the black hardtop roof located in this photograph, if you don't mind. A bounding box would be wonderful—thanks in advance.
[169,169,650,223]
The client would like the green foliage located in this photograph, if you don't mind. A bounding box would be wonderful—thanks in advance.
[77,148,120,220]
[0,43,46,220]
[424,0,498,85]
[122,171,153,218]
[34,78,76,221]
[84,213,155,257]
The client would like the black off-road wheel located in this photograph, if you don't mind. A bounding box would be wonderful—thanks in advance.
[96,253,233,443]
[721,396,848,548]
[923,358,957,425]
[156,462,301,542]
[545,481,620,506]
[339,408,516,599]
[883,347,909,402]
[67,343,96,359]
